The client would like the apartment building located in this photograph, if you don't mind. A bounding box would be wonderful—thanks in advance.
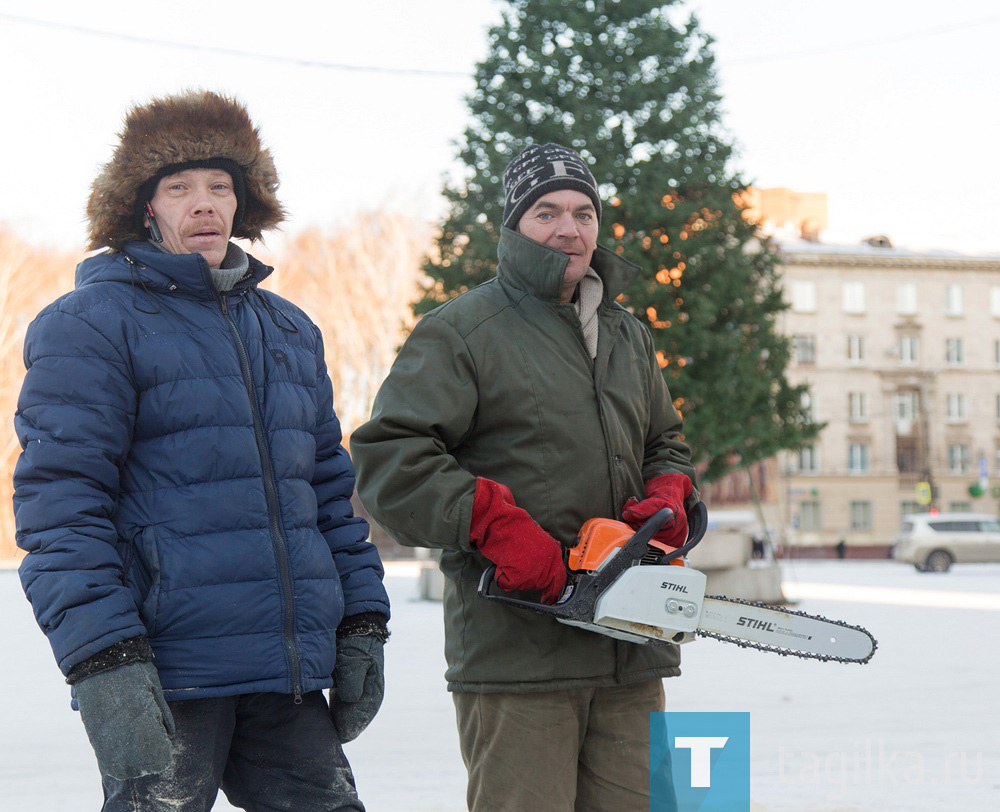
[776,238,1000,547]
[704,189,1000,549]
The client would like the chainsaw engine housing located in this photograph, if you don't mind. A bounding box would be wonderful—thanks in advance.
[558,563,706,645]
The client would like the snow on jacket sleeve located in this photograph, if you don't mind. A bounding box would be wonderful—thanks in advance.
[351,313,479,553]
[13,306,147,676]
[310,325,389,619]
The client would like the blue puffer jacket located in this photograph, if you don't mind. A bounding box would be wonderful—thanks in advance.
[13,241,389,701]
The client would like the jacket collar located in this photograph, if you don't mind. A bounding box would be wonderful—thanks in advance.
[76,241,273,299]
[496,227,640,304]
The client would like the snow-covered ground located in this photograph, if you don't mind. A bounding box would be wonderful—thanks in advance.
[2,559,998,811]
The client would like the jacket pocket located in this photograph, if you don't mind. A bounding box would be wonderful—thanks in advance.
[127,527,163,637]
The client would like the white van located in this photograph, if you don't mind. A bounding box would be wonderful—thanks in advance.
[892,512,1000,572]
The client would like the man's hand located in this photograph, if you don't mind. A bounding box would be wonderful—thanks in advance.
[622,473,694,548]
[470,477,567,604]
[330,614,388,744]
[74,660,174,779]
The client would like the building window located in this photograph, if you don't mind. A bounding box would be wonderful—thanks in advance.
[948,444,970,474]
[800,501,822,531]
[900,501,922,518]
[848,392,868,422]
[848,443,869,474]
[995,339,1000,366]
[948,502,972,513]
[945,284,964,316]
[896,283,917,315]
[843,282,866,314]
[945,338,964,365]
[894,392,918,421]
[898,334,919,365]
[798,444,819,473]
[847,335,866,364]
[791,281,817,313]
[996,394,1000,424]
[990,286,1000,317]
[945,393,967,423]
[850,501,873,530]
[795,335,816,364]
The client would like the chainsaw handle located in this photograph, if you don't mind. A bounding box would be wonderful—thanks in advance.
[660,500,708,563]
[477,565,567,612]
[624,506,675,550]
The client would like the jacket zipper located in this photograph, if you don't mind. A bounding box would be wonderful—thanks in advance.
[572,304,625,513]
[584,306,629,679]
[220,293,303,703]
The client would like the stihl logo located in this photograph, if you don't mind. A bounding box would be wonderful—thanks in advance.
[737,616,775,632]
[660,582,689,593]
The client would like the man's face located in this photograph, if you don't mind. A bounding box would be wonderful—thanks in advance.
[145,168,237,269]
[517,189,598,303]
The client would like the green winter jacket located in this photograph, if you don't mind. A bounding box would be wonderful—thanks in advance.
[352,228,697,692]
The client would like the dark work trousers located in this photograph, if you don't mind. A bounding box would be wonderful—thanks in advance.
[453,678,666,812]
[100,691,365,812]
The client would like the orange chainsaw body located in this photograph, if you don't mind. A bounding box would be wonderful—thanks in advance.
[568,517,685,573]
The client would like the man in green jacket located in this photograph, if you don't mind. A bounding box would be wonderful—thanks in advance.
[352,143,697,812]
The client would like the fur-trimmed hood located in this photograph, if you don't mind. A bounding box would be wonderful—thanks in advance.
[86,90,286,251]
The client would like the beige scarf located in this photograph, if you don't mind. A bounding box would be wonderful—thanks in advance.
[574,267,603,359]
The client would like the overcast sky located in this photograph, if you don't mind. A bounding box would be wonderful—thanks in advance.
[1,0,998,254]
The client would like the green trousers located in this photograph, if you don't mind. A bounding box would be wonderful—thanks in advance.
[453,678,665,812]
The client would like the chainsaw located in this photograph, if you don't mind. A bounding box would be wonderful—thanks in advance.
[478,503,877,664]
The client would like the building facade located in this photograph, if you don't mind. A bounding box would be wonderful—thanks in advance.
[774,240,1000,548]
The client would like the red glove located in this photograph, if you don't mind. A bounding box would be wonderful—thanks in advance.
[469,478,567,604]
[621,473,694,548]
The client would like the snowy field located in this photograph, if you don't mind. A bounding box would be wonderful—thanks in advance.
[2,559,998,811]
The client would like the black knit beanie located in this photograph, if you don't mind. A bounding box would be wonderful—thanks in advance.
[502,143,602,229]
[135,157,246,236]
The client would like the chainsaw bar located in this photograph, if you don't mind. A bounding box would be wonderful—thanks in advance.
[696,594,878,664]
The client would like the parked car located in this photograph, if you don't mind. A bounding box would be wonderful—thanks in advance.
[892,512,1000,572]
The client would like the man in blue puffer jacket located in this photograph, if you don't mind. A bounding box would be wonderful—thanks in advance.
[12,90,389,811]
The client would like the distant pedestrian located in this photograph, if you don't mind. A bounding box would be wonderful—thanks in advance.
[836,538,848,559]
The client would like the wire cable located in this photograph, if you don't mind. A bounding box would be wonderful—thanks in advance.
[0,11,471,78]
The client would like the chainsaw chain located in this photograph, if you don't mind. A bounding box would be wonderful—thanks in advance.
[695,594,879,665]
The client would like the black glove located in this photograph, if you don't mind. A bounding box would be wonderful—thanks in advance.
[71,641,174,780]
[330,613,388,744]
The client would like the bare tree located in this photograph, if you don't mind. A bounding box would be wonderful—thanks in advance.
[266,212,430,434]
[0,232,75,558]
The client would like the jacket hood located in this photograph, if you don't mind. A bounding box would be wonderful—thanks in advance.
[86,90,287,252]
[496,227,640,303]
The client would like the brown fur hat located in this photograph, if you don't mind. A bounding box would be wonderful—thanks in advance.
[87,90,286,251]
